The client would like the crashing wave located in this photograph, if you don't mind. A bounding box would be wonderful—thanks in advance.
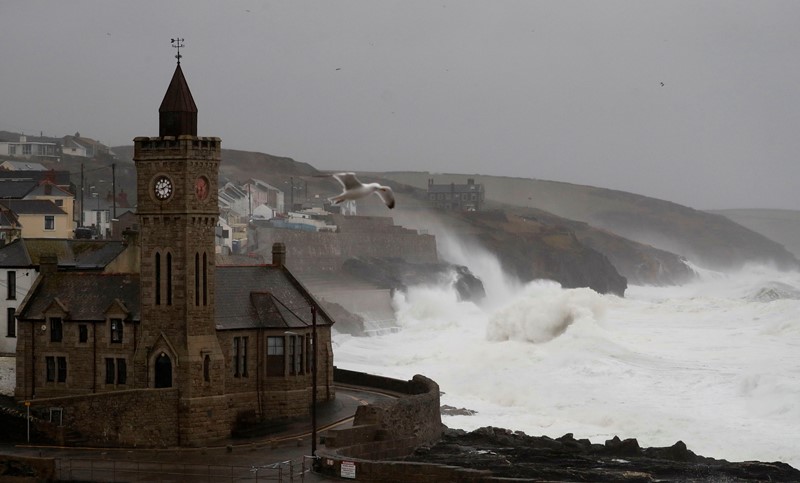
[748,282,800,302]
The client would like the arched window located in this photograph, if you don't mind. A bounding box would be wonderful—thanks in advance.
[154,252,161,305]
[166,252,173,305]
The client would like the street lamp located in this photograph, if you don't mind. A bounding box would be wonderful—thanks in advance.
[311,304,318,456]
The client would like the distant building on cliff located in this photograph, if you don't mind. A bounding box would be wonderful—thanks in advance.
[427,178,484,211]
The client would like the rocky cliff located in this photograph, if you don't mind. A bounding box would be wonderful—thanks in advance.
[449,210,628,296]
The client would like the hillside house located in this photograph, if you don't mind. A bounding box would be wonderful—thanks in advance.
[243,179,285,214]
[61,134,114,159]
[0,200,71,239]
[427,178,485,211]
[0,136,59,161]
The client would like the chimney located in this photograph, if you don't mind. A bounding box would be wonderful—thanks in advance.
[272,242,286,268]
[39,254,58,275]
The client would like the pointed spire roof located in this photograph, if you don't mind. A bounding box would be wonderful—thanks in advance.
[158,64,198,137]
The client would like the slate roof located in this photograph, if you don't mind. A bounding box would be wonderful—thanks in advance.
[25,182,73,197]
[1,161,48,171]
[0,180,37,199]
[0,170,71,187]
[17,272,140,322]
[0,200,66,215]
[215,264,335,330]
[0,238,127,269]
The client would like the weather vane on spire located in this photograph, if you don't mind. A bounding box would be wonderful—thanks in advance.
[171,37,185,64]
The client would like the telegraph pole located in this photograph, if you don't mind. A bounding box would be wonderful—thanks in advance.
[80,163,85,227]
[111,163,116,220]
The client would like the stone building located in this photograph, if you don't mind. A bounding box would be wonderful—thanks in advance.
[14,60,335,447]
[427,177,485,211]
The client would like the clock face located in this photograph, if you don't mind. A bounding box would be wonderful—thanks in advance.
[195,176,209,201]
[154,176,173,200]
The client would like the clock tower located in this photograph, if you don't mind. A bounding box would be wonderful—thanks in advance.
[133,55,228,443]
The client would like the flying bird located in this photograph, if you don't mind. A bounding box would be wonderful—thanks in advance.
[328,172,395,209]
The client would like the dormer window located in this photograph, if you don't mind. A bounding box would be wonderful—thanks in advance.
[110,318,123,343]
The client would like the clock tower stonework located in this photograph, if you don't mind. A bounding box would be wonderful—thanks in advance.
[133,62,228,444]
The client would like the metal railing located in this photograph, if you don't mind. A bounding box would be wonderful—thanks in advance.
[55,457,314,482]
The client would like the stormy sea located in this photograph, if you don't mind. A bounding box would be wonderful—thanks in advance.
[333,237,800,469]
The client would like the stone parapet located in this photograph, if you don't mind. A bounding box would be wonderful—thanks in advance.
[317,369,446,480]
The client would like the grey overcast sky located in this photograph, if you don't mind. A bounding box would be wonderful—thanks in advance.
[2,1,799,210]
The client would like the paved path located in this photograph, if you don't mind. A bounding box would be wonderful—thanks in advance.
[0,386,395,482]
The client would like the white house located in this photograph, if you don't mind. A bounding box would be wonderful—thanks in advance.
[243,179,285,214]
[0,136,58,161]
[215,216,233,254]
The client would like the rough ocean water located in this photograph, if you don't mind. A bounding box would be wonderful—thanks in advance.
[333,238,800,469]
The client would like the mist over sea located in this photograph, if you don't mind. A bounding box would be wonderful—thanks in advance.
[333,237,800,467]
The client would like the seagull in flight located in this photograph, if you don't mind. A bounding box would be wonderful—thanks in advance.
[328,172,395,209]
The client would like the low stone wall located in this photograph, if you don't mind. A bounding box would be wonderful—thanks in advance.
[317,369,457,481]
[28,388,179,447]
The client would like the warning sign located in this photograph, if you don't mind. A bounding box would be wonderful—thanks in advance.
[340,460,356,479]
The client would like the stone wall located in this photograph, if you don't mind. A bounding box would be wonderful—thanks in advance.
[248,219,438,273]
[28,388,179,447]
[317,369,447,480]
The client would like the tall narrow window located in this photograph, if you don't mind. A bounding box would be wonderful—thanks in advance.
[297,335,304,374]
[233,337,240,377]
[78,325,88,343]
[266,336,284,377]
[110,319,123,343]
[56,356,67,382]
[50,317,63,342]
[166,252,173,305]
[7,271,16,300]
[289,336,296,375]
[242,337,248,377]
[117,358,127,385]
[203,355,211,382]
[105,358,115,384]
[195,253,200,306]
[306,335,312,375]
[202,252,208,306]
[155,252,161,305]
[290,335,303,375]
[46,356,55,382]
[6,307,15,337]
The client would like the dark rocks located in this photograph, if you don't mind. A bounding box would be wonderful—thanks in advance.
[405,426,800,482]
[440,405,477,416]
